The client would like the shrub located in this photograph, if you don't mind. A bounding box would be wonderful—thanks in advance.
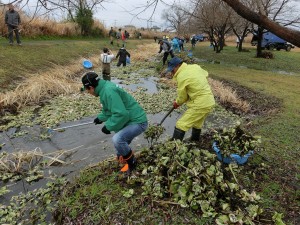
[261,51,274,59]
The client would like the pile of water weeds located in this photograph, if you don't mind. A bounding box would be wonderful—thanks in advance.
[54,139,285,225]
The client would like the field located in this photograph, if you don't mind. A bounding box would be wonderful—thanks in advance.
[0,38,299,224]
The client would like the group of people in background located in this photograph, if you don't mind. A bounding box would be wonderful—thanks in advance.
[157,35,194,65]
[109,27,130,47]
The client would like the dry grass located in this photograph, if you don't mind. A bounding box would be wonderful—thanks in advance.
[0,5,105,37]
[0,59,86,111]
[209,78,250,113]
[0,42,157,112]
[159,76,250,113]
[0,147,80,175]
[129,43,159,61]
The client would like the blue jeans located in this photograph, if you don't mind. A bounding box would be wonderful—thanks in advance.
[112,122,148,156]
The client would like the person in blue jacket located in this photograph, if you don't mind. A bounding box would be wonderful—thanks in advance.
[81,72,148,174]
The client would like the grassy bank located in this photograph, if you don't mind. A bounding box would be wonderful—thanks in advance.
[192,42,300,220]
[0,38,150,90]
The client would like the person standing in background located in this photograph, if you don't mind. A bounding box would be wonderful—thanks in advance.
[5,4,21,46]
[116,28,121,47]
[109,27,115,45]
[100,47,115,80]
[121,30,127,47]
[116,45,130,67]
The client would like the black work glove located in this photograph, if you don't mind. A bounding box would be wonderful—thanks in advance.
[94,118,103,125]
[102,126,111,134]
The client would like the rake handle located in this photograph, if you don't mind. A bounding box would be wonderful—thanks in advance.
[49,121,94,132]
[159,106,175,126]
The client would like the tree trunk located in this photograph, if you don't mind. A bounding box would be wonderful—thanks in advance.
[256,26,264,57]
[238,41,242,52]
[222,0,300,47]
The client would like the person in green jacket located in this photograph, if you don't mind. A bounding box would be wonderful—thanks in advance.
[81,72,148,173]
[167,57,215,142]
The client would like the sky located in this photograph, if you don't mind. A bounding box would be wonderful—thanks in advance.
[1,0,175,29]
[2,0,299,30]
[94,0,175,29]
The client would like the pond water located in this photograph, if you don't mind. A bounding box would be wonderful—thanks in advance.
[112,76,159,94]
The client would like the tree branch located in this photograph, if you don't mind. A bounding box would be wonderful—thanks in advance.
[222,0,300,47]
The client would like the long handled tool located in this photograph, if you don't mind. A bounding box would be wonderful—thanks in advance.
[159,106,175,126]
[47,121,94,133]
[0,28,22,38]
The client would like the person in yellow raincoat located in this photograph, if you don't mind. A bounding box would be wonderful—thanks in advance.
[167,57,215,141]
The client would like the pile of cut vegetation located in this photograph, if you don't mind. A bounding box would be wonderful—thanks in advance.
[135,141,263,224]
[55,138,280,224]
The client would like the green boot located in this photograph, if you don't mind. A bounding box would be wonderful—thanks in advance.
[172,127,185,141]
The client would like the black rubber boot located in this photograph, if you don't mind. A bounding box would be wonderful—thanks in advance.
[191,128,201,142]
[172,127,185,141]
[120,150,136,173]
[127,154,137,172]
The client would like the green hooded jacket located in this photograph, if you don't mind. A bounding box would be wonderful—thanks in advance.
[172,63,215,109]
[94,80,147,132]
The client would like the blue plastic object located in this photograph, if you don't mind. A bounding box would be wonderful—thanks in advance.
[187,52,193,57]
[83,60,93,69]
[212,141,253,165]
[126,56,131,64]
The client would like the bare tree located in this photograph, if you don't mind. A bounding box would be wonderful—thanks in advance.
[229,0,253,51]
[161,4,189,34]
[222,0,300,47]
[146,0,300,48]
[0,0,108,22]
[190,0,233,53]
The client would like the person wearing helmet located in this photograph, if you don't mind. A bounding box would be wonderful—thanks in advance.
[81,72,148,174]
[166,57,215,142]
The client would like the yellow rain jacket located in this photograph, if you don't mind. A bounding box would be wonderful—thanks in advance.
[173,63,215,131]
